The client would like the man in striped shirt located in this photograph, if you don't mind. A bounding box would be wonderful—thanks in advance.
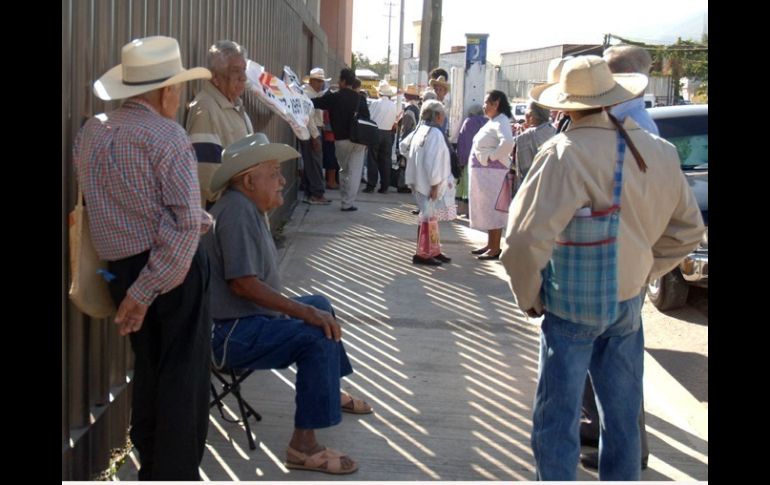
[72,36,213,481]
[186,40,253,207]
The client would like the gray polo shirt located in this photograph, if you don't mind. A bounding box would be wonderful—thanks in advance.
[202,189,282,319]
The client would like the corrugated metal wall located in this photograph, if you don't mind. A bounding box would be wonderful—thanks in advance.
[62,0,332,479]
[499,45,670,102]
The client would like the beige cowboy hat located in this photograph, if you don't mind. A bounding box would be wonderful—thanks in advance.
[302,67,332,84]
[529,56,647,111]
[377,80,396,97]
[545,56,574,83]
[428,75,450,90]
[209,133,300,193]
[402,83,420,97]
[93,36,211,101]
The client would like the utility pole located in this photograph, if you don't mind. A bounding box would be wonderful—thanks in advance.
[384,1,396,79]
[418,0,442,87]
[428,0,442,72]
[397,0,405,90]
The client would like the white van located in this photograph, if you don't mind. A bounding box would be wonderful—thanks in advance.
[643,94,656,109]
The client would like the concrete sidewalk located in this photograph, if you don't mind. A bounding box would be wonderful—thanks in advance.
[118,187,707,481]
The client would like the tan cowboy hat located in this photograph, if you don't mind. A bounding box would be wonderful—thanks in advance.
[377,80,396,97]
[428,75,450,90]
[302,67,332,84]
[210,133,300,193]
[529,56,647,111]
[402,83,420,97]
[93,36,211,101]
[545,56,574,83]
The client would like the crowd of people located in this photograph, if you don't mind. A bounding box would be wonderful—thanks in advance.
[72,34,704,481]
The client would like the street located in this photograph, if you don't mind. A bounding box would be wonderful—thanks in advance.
[643,287,708,412]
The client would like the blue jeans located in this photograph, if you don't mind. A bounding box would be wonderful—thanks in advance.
[211,295,353,429]
[531,291,645,481]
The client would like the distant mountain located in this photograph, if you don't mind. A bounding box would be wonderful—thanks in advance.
[623,9,707,44]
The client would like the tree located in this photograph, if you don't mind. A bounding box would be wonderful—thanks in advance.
[608,34,708,103]
[352,51,390,78]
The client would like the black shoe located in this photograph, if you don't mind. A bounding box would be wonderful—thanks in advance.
[435,253,452,263]
[411,209,420,215]
[377,187,389,193]
[412,255,442,266]
[470,247,489,255]
[580,451,648,471]
[362,186,374,193]
[397,187,412,194]
[477,250,502,260]
[341,206,358,212]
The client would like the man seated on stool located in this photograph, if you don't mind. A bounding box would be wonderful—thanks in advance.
[202,133,373,475]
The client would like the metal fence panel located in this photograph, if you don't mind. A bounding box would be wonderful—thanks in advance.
[62,0,332,478]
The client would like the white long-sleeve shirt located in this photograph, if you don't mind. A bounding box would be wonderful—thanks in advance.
[471,113,514,167]
[401,124,451,198]
[369,96,398,131]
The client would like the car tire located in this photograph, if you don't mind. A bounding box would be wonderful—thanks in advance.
[647,270,689,311]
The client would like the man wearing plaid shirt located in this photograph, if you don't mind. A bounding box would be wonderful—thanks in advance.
[73,36,212,480]
[501,56,704,480]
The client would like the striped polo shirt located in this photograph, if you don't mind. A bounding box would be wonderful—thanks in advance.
[185,80,253,163]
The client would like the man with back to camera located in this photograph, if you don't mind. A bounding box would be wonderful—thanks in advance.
[501,56,703,480]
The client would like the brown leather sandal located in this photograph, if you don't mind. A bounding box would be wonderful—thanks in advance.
[341,392,373,414]
[285,446,358,474]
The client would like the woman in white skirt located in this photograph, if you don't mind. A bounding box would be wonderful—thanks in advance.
[468,90,515,260]
[401,100,455,266]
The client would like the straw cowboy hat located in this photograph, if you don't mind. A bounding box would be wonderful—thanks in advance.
[377,80,396,97]
[545,56,574,84]
[302,67,332,84]
[209,133,300,193]
[529,56,647,111]
[93,36,211,101]
[402,83,420,97]
[428,75,450,90]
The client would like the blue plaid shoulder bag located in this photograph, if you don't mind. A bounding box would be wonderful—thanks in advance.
[541,124,642,326]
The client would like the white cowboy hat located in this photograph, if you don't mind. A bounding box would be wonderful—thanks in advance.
[93,36,211,101]
[428,75,450,90]
[302,67,331,83]
[209,133,300,193]
[529,56,647,111]
[377,80,396,97]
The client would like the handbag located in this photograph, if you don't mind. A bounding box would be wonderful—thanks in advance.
[68,187,116,318]
[540,132,627,326]
[349,100,379,146]
[415,201,441,258]
[494,170,516,212]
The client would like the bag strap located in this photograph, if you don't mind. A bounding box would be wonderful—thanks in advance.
[607,112,647,173]
[612,131,626,209]
[76,182,85,210]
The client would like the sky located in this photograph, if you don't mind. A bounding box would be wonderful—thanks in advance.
[352,0,708,65]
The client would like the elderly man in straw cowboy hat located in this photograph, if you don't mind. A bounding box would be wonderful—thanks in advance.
[500,56,704,480]
[202,133,373,475]
[363,80,398,193]
[73,36,213,480]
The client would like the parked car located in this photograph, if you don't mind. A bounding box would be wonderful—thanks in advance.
[646,104,708,310]
[512,102,528,123]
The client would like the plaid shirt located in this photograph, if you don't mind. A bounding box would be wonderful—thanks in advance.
[73,99,211,306]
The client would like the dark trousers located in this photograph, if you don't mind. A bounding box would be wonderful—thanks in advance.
[366,129,394,190]
[581,376,649,462]
[299,136,325,198]
[108,246,211,481]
